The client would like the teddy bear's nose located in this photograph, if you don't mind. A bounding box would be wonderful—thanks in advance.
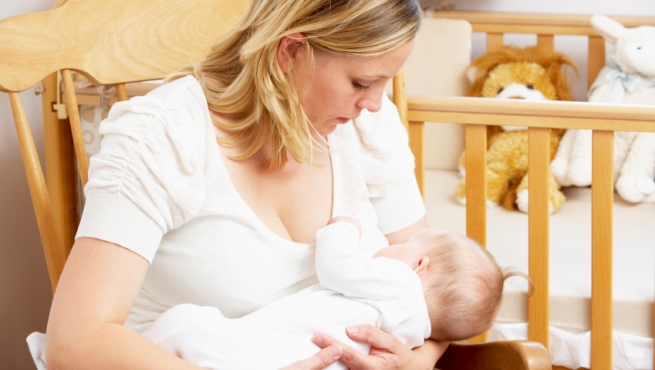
[508,95,526,100]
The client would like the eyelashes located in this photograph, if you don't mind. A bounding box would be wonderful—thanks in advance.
[353,81,370,91]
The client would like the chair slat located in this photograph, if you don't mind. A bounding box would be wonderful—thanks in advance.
[9,92,66,293]
[42,72,78,254]
[527,127,550,351]
[116,83,129,102]
[62,69,89,189]
[591,130,614,370]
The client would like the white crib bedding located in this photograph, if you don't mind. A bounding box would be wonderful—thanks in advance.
[425,169,654,369]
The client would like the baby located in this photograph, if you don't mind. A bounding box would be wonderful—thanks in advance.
[142,217,523,369]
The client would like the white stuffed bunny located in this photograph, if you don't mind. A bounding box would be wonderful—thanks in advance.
[550,14,655,203]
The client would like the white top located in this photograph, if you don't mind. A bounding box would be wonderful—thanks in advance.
[76,76,425,333]
[141,222,430,370]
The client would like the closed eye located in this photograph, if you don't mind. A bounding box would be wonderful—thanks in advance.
[527,85,534,90]
[353,81,370,91]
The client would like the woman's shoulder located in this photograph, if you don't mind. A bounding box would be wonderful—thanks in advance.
[99,76,214,161]
[147,75,206,105]
[108,76,208,121]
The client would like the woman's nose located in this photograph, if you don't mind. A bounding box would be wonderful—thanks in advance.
[357,90,383,112]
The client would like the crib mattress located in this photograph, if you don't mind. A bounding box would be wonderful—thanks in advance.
[424,170,654,339]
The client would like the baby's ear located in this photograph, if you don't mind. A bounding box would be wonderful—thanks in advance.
[414,256,430,275]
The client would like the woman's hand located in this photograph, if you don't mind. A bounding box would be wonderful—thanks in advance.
[281,345,343,370]
[312,325,448,370]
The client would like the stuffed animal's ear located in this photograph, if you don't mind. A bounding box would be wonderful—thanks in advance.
[466,66,481,84]
[591,14,625,45]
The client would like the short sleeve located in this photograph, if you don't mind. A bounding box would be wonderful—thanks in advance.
[76,76,213,263]
[354,94,425,235]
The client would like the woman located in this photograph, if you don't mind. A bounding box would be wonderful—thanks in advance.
[45,0,448,368]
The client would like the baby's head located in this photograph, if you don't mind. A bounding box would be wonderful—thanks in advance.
[375,228,528,342]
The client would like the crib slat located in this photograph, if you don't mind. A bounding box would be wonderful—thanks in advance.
[393,70,409,131]
[409,121,425,197]
[537,35,554,50]
[465,125,487,247]
[486,33,504,52]
[591,130,613,370]
[10,92,66,293]
[527,127,550,351]
[588,36,606,89]
[61,69,89,189]
[465,124,487,343]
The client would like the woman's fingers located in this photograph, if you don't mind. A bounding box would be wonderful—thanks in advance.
[313,336,371,369]
[313,327,444,370]
[312,332,388,370]
[281,345,342,370]
[345,325,400,352]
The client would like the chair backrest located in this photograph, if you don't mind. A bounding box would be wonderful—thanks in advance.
[0,0,250,292]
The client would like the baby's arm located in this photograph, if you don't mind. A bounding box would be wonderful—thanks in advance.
[315,219,412,302]
[315,219,430,348]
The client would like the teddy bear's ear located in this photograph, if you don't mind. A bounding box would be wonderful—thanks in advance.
[591,14,625,45]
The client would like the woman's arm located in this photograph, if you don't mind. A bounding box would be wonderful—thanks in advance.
[47,237,342,370]
[46,237,204,369]
[385,215,429,245]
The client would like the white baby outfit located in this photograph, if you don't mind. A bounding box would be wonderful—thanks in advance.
[27,75,425,368]
[142,222,431,369]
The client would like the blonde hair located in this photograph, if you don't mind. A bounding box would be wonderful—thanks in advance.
[419,231,532,342]
[167,0,422,169]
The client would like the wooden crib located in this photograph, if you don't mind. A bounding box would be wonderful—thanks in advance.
[391,11,655,370]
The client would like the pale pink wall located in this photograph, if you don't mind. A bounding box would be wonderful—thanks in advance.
[0,2,59,369]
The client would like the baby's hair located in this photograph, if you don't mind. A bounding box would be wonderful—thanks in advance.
[418,230,533,342]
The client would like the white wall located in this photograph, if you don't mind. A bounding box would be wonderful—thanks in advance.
[0,1,58,369]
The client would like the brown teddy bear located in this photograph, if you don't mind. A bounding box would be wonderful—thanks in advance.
[455,45,577,213]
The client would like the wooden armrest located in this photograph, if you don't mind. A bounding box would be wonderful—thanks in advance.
[436,341,551,370]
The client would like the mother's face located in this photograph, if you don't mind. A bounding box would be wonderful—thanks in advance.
[283,38,415,137]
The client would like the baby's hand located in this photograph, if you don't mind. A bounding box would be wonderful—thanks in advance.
[327,216,362,238]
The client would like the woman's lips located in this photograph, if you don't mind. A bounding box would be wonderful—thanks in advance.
[336,117,353,124]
